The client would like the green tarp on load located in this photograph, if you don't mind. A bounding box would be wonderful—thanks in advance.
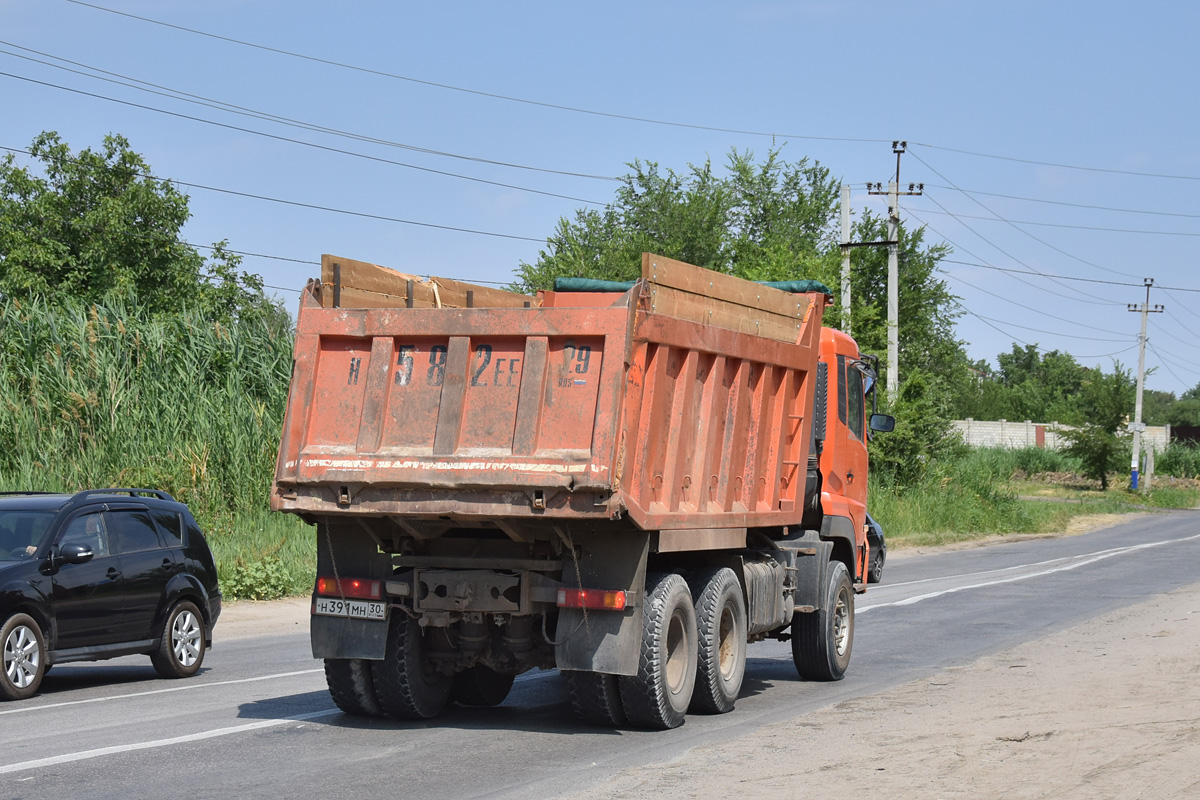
[553,278,637,292]
[759,279,834,295]
[553,277,833,295]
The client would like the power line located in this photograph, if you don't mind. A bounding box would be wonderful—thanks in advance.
[941,270,1128,336]
[942,259,1140,289]
[957,303,1137,360]
[64,0,888,146]
[966,311,1131,343]
[0,70,605,206]
[905,208,1120,306]
[909,150,1139,281]
[0,144,545,242]
[909,141,1200,183]
[908,203,1200,238]
[913,192,1119,305]
[0,41,619,183]
[924,183,1200,221]
[1147,340,1200,381]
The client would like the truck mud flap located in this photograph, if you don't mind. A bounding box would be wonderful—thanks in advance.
[311,614,389,660]
[554,531,649,676]
[783,534,834,612]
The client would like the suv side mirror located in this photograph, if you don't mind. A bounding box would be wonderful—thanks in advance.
[58,543,95,564]
[869,413,896,433]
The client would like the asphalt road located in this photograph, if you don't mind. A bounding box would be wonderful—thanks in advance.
[4,512,1198,800]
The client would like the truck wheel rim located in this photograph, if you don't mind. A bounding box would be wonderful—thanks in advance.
[717,606,737,679]
[4,624,40,689]
[832,591,850,657]
[665,612,688,692]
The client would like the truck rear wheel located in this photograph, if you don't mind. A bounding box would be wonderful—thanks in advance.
[324,658,384,717]
[619,573,698,730]
[565,670,627,727]
[371,614,452,720]
[688,568,747,714]
[451,664,515,707]
[791,561,854,681]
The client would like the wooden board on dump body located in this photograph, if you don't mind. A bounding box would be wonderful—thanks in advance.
[320,254,531,309]
[641,253,811,344]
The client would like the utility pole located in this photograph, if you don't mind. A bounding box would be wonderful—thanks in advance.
[868,142,922,400]
[840,184,852,336]
[1128,278,1163,490]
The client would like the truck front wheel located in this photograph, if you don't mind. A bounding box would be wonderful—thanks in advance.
[791,561,854,681]
[619,573,698,730]
[371,614,452,720]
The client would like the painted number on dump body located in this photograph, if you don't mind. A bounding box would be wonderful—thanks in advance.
[558,342,592,387]
[393,343,520,388]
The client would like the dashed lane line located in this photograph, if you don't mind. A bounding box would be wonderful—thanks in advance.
[0,668,324,716]
[0,708,341,775]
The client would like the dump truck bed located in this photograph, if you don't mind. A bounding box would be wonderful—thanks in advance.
[273,254,827,536]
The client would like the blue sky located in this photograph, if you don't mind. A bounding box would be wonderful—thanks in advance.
[4,1,1199,397]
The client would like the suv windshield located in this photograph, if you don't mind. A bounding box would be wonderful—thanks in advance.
[0,510,57,560]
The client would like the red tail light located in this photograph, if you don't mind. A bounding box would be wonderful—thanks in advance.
[557,588,627,610]
[316,576,381,599]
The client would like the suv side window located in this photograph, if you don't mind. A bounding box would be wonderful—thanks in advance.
[107,509,164,554]
[59,512,111,557]
[152,510,185,546]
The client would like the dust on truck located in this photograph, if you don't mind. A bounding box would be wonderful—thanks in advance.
[271,252,891,730]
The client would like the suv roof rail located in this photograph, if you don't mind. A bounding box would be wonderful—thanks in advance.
[0,491,59,496]
[72,488,176,502]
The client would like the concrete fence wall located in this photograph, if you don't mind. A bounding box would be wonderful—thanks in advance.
[952,419,1171,452]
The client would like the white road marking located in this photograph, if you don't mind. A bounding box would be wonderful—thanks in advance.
[0,668,324,716]
[859,532,1200,614]
[0,708,341,775]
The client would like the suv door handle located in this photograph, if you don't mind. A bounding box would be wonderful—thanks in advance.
[106,567,121,580]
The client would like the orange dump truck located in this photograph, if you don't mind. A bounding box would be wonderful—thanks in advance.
[272,252,891,729]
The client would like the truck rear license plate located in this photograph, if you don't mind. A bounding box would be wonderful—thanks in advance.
[312,597,388,621]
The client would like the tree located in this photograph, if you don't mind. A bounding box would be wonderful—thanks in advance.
[1058,363,1135,490]
[514,147,965,382]
[0,131,270,320]
[510,148,843,293]
[948,344,1108,425]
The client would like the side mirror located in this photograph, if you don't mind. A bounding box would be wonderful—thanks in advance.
[869,413,896,433]
[58,543,94,565]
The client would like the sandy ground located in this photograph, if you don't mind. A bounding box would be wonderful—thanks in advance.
[218,527,1200,798]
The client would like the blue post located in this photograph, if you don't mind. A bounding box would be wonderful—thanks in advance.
[1131,468,1139,490]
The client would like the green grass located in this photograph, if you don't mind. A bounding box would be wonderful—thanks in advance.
[872,446,1200,548]
[0,295,313,599]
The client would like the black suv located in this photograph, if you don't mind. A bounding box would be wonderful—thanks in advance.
[0,489,221,700]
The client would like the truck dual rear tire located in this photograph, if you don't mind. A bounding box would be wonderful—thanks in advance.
[565,670,628,727]
[619,573,698,730]
[371,614,452,720]
[689,567,747,714]
[791,561,854,681]
[324,658,385,717]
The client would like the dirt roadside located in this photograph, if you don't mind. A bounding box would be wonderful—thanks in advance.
[558,582,1200,799]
